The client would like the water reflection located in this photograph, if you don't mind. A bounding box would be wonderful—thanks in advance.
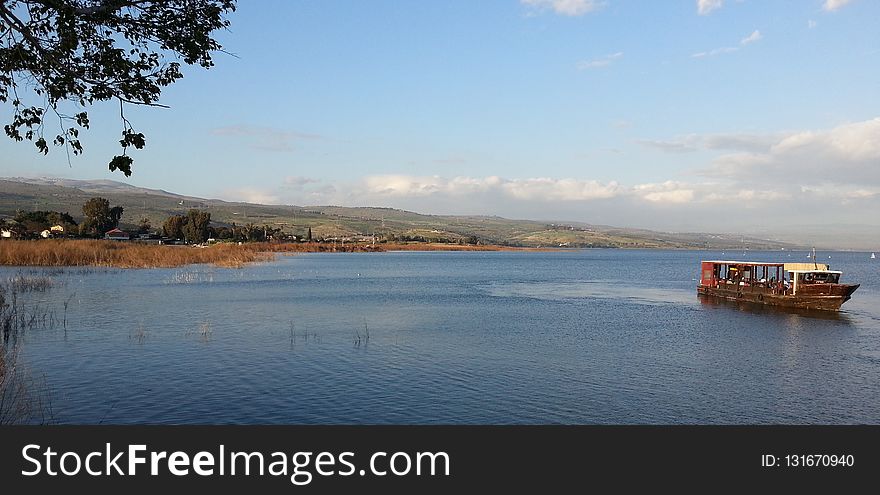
[697,295,854,323]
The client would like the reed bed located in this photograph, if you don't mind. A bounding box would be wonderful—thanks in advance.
[1,279,56,424]
[0,240,272,268]
[8,275,54,292]
[0,240,524,268]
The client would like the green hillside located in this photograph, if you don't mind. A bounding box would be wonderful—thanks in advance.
[0,178,796,249]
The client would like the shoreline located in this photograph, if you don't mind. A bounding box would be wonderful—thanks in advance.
[0,240,854,269]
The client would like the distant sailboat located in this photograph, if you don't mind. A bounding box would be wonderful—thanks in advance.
[872,253,876,259]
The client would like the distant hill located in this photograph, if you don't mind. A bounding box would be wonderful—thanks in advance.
[0,177,799,249]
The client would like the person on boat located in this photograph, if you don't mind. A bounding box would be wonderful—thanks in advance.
[728,267,738,284]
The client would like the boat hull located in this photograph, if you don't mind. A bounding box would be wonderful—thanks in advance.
[697,284,859,312]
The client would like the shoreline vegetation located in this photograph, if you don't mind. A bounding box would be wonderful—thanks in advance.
[0,240,538,269]
[1,275,56,424]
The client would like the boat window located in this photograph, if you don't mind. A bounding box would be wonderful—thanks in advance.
[800,272,840,284]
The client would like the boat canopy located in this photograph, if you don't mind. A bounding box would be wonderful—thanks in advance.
[702,260,785,266]
[788,269,842,275]
[783,262,830,271]
[701,261,832,271]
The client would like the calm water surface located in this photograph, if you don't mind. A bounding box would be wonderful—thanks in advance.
[7,249,880,424]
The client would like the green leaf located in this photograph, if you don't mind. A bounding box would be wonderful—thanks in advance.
[35,137,49,154]
[109,155,134,177]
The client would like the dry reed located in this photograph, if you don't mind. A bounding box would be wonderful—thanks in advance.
[0,240,528,269]
[0,240,273,268]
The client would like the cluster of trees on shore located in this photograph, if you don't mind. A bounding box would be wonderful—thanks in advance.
[3,197,491,246]
[2,196,304,244]
[1,197,126,239]
[162,210,211,244]
[382,233,483,245]
[80,198,125,237]
[3,210,77,236]
[161,212,296,244]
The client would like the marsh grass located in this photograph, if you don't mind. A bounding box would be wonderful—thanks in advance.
[130,321,147,345]
[183,320,213,342]
[353,319,371,348]
[1,288,58,343]
[0,240,273,268]
[199,321,212,341]
[0,279,56,424]
[0,240,521,269]
[62,292,75,330]
[288,321,321,348]
[167,270,215,284]
[9,275,55,292]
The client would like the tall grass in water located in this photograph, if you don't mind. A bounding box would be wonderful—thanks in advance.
[0,281,55,424]
[353,319,371,347]
[9,275,54,292]
[0,346,52,424]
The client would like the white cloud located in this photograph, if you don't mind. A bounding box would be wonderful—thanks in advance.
[639,133,780,154]
[503,177,621,200]
[702,133,780,152]
[801,184,878,200]
[771,118,880,161]
[703,189,792,203]
[223,187,282,205]
[362,175,497,197]
[631,181,794,205]
[704,152,773,177]
[697,0,723,15]
[633,181,695,204]
[740,30,762,45]
[637,138,699,153]
[577,52,623,70]
[358,176,797,206]
[521,0,604,16]
[362,175,620,201]
[823,0,853,12]
[692,29,762,58]
[700,118,880,183]
[691,46,738,58]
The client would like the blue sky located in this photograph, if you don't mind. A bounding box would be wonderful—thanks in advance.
[2,0,879,232]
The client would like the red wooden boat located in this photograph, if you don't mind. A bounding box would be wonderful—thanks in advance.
[697,258,859,311]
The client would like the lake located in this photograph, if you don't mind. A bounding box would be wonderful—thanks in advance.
[5,249,880,424]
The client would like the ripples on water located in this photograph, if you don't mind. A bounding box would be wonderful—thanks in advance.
[6,249,880,424]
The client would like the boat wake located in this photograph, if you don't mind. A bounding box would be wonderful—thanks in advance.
[480,281,694,306]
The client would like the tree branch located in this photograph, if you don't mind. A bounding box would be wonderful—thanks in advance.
[0,4,45,53]
[118,96,169,108]
[31,0,156,16]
